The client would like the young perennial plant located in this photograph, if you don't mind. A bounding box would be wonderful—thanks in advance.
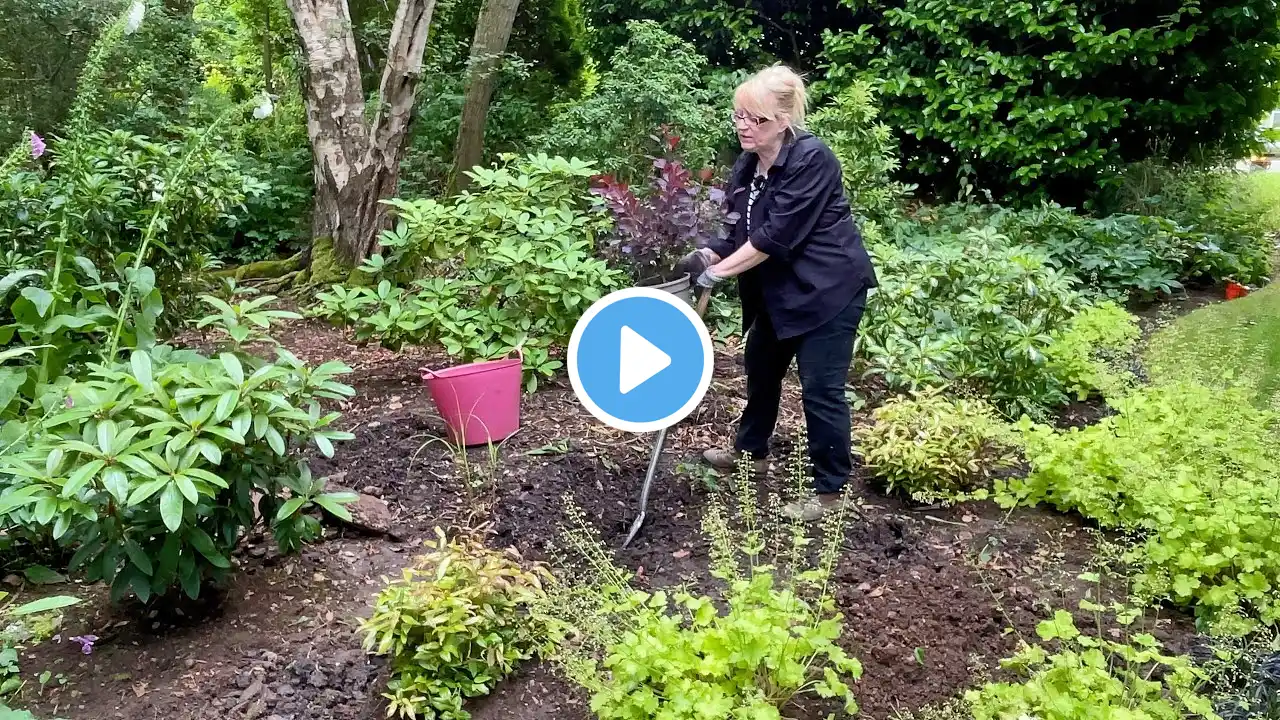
[360,529,553,720]
[311,153,625,390]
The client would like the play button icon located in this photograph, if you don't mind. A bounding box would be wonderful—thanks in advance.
[569,287,714,432]
[619,326,670,394]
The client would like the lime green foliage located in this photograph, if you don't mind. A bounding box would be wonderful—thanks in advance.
[998,381,1280,629]
[1144,282,1280,413]
[0,291,356,603]
[855,389,1018,505]
[0,704,64,720]
[824,0,1280,203]
[966,609,1220,719]
[807,79,911,226]
[535,21,727,183]
[544,440,863,719]
[587,573,862,719]
[312,154,625,390]
[360,529,552,720]
[1045,301,1142,402]
[861,222,1085,416]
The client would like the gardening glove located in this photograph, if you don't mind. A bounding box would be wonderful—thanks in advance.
[695,266,726,289]
[676,248,713,281]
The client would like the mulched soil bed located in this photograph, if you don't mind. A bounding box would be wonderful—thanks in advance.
[17,315,1202,720]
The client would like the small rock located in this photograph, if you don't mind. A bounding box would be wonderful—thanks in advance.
[360,485,379,496]
[241,679,264,702]
[277,684,295,698]
[326,490,399,539]
[249,546,267,559]
[307,669,328,688]
[320,688,342,708]
[185,658,196,669]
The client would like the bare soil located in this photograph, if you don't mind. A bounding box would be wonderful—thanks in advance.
[15,317,1201,720]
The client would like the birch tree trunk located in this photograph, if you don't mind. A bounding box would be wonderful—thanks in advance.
[285,0,436,266]
[449,0,521,193]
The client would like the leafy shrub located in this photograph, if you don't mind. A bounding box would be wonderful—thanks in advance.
[966,608,1218,719]
[998,381,1280,629]
[589,130,735,284]
[860,223,1084,416]
[0,128,262,321]
[855,389,1018,505]
[807,78,911,227]
[535,21,728,183]
[312,154,625,390]
[543,438,863,718]
[1044,301,1141,402]
[1105,158,1275,286]
[0,291,356,603]
[916,198,1269,302]
[360,529,552,720]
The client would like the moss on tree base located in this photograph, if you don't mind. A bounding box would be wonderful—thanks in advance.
[215,252,305,281]
[308,237,350,286]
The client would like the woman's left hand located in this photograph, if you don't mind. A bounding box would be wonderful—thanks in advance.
[696,266,727,288]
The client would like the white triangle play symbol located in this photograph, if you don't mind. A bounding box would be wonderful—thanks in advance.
[619,325,671,394]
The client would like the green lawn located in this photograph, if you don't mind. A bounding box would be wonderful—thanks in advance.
[1143,280,1280,412]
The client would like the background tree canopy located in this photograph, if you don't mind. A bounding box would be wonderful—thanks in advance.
[821,0,1280,205]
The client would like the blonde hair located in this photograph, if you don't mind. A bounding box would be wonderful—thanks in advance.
[734,64,809,130]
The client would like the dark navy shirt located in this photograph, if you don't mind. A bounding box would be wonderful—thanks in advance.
[707,130,878,340]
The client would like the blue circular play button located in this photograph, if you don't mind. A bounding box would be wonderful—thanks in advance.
[568,287,714,432]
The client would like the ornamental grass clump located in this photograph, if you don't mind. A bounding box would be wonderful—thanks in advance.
[540,434,863,720]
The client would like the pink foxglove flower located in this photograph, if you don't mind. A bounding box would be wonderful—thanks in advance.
[30,133,45,159]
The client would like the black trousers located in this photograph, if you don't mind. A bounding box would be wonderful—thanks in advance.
[734,290,867,494]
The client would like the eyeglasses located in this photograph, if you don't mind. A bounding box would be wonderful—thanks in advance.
[731,111,773,127]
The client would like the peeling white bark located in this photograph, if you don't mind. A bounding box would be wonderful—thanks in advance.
[285,0,437,264]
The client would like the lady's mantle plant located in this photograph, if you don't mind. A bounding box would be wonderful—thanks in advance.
[542,436,863,719]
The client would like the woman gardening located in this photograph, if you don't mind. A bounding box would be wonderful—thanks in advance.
[683,65,878,521]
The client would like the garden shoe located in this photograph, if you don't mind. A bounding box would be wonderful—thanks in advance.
[782,493,844,522]
[702,447,767,475]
